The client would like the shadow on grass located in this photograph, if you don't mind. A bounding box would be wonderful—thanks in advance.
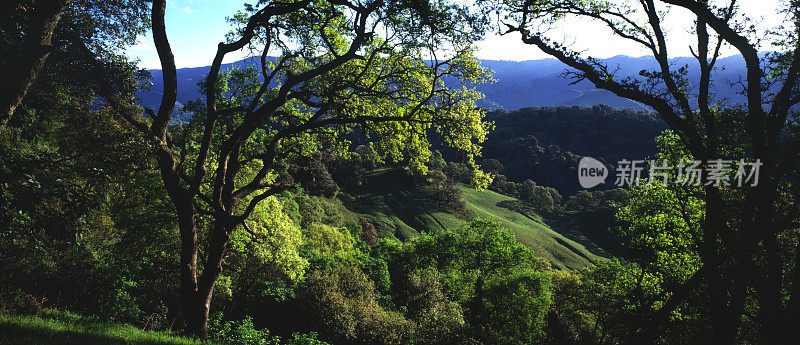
[340,169,463,239]
[495,200,543,222]
[541,210,627,258]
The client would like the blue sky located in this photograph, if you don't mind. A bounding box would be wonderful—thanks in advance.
[125,0,247,69]
[126,0,784,70]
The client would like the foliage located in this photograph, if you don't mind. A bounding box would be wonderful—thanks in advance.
[0,0,150,130]
[498,0,800,342]
[230,196,308,283]
[109,0,495,336]
[477,268,551,345]
[302,223,356,259]
[547,131,708,344]
[615,131,702,285]
[298,266,412,345]
[404,268,469,345]
[208,314,329,345]
[383,219,551,344]
[357,218,378,246]
[0,102,179,326]
[414,155,467,212]
[563,189,629,212]
[11,0,800,343]
[450,106,666,195]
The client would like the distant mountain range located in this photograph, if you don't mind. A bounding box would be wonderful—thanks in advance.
[137,55,750,115]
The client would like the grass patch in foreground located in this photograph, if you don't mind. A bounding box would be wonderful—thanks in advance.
[0,310,214,345]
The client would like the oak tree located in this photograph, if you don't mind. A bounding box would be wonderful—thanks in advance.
[109,0,491,337]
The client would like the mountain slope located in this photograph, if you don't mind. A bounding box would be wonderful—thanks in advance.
[137,55,749,112]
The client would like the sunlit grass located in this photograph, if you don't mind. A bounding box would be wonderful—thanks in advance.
[0,310,216,345]
[459,185,601,270]
[342,168,603,270]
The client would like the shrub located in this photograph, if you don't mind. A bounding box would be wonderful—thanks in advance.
[209,314,271,345]
[302,223,355,259]
[208,313,330,345]
[416,168,466,212]
[299,266,412,345]
[476,269,552,345]
[231,197,308,283]
[405,268,469,345]
[357,218,378,246]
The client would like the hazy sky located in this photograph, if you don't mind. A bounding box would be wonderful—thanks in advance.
[126,0,787,69]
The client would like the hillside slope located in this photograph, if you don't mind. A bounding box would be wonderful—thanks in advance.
[472,105,666,194]
[338,170,605,270]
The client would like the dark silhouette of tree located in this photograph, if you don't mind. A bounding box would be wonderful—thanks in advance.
[0,0,148,134]
[501,0,800,343]
[0,0,71,133]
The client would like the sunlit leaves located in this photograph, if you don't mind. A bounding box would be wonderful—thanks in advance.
[231,196,308,282]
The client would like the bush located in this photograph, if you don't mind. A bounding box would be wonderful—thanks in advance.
[476,269,552,345]
[302,223,355,259]
[209,314,272,345]
[357,218,378,246]
[405,269,470,345]
[563,189,629,212]
[286,155,340,198]
[208,313,330,345]
[298,266,412,345]
[415,168,466,212]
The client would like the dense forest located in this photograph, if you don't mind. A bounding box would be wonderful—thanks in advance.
[471,105,666,194]
[2,1,800,345]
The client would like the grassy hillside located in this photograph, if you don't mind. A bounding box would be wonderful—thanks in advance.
[0,311,212,345]
[339,170,606,270]
[459,186,603,270]
[338,170,466,240]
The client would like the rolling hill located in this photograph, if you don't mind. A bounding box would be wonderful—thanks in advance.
[137,55,751,113]
[338,170,608,270]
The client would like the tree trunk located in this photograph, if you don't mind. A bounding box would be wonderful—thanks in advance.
[180,215,233,338]
[702,186,743,345]
[786,238,800,340]
[174,200,205,337]
[0,0,71,134]
[145,0,211,338]
[162,178,216,340]
[754,183,782,345]
[184,292,212,338]
[759,233,782,345]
